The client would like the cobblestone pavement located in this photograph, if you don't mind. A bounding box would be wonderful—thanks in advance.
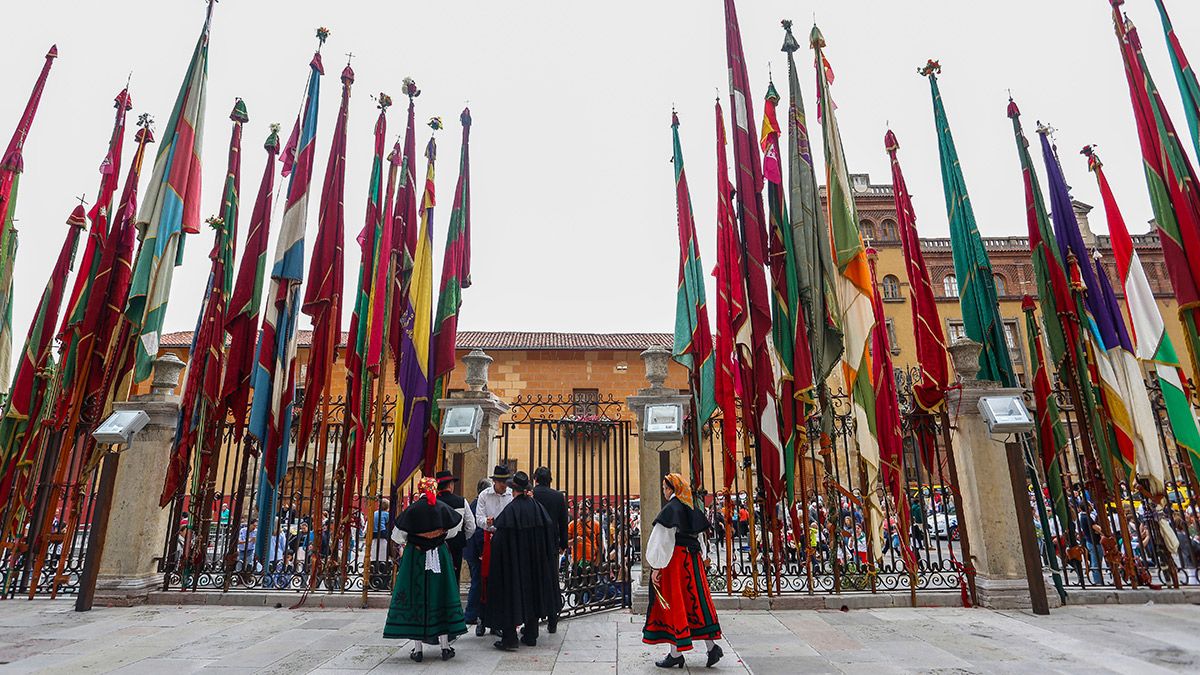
[1,601,1199,673]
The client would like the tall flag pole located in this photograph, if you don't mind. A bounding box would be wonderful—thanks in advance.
[296,62,352,452]
[1108,3,1200,402]
[722,0,784,513]
[388,80,421,383]
[1085,146,1192,487]
[0,45,58,393]
[392,118,440,491]
[251,30,326,562]
[161,100,246,509]
[811,24,883,559]
[221,125,280,442]
[882,130,945,567]
[920,62,1016,386]
[343,91,392,565]
[761,82,811,504]
[711,100,745,495]
[127,0,213,385]
[1154,0,1200,160]
[670,111,716,494]
[1007,98,1130,585]
[425,108,475,475]
[782,23,843,576]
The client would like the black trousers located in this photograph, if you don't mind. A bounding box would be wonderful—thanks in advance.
[448,540,465,581]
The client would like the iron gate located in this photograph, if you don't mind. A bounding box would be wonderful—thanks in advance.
[498,393,634,617]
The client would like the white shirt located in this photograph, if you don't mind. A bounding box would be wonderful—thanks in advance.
[644,523,707,570]
[475,486,514,532]
[446,499,477,540]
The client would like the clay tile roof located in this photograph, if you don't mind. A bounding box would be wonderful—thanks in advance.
[158,330,672,352]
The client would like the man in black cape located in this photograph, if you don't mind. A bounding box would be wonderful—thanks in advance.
[531,467,568,634]
[484,471,561,651]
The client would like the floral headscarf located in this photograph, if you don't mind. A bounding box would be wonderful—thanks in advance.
[665,473,692,505]
[418,477,438,506]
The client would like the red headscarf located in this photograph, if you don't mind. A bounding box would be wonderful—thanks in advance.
[418,477,438,506]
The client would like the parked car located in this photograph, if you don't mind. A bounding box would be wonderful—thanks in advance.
[926,512,959,540]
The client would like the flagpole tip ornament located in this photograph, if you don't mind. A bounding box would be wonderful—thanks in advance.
[765,80,780,104]
[206,215,226,233]
[316,26,331,46]
[402,77,420,99]
[918,59,941,77]
[884,129,899,155]
[1021,294,1037,312]
[428,117,444,131]
[1081,144,1102,171]
[265,123,281,152]
[377,92,393,111]
[66,205,87,230]
[809,24,825,49]
[230,98,249,124]
[1006,98,1021,119]
[781,19,800,54]
[114,89,133,112]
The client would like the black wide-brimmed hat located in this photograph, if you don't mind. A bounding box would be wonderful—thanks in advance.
[490,465,513,481]
[510,471,531,491]
[435,470,458,487]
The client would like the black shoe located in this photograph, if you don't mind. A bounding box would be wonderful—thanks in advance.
[521,636,537,647]
[441,647,455,661]
[409,649,423,663]
[547,621,557,634]
[493,640,518,652]
[655,654,685,669]
[476,624,486,637]
[706,645,724,668]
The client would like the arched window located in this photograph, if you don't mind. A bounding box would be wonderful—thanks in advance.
[943,274,959,298]
[993,273,1007,296]
[880,219,899,241]
[860,219,876,242]
[882,274,901,300]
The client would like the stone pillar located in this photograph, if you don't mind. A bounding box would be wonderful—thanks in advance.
[439,349,509,499]
[94,354,186,606]
[626,345,691,585]
[945,340,1032,609]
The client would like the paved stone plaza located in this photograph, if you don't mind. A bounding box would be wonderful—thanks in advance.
[1,601,1199,673]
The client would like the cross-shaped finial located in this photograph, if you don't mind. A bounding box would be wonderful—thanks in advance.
[345,51,355,65]
[76,194,89,207]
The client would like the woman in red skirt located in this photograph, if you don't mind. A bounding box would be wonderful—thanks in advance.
[642,473,723,668]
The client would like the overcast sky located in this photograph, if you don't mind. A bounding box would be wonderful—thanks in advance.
[1,0,1198,341]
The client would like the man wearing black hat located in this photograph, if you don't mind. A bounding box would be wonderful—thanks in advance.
[435,470,475,581]
[484,471,560,651]
[532,467,567,634]
[472,465,514,637]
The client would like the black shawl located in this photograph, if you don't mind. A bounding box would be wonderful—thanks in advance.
[483,494,562,628]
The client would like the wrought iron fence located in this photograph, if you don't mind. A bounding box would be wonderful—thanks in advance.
[694,368,972,599]
[1031,378,1200,591]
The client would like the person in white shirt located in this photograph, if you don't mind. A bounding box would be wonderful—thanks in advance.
[471,465,514,636]
[642,473,723,669]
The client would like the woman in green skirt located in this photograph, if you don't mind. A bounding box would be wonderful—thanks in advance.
[383,478,468,662]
